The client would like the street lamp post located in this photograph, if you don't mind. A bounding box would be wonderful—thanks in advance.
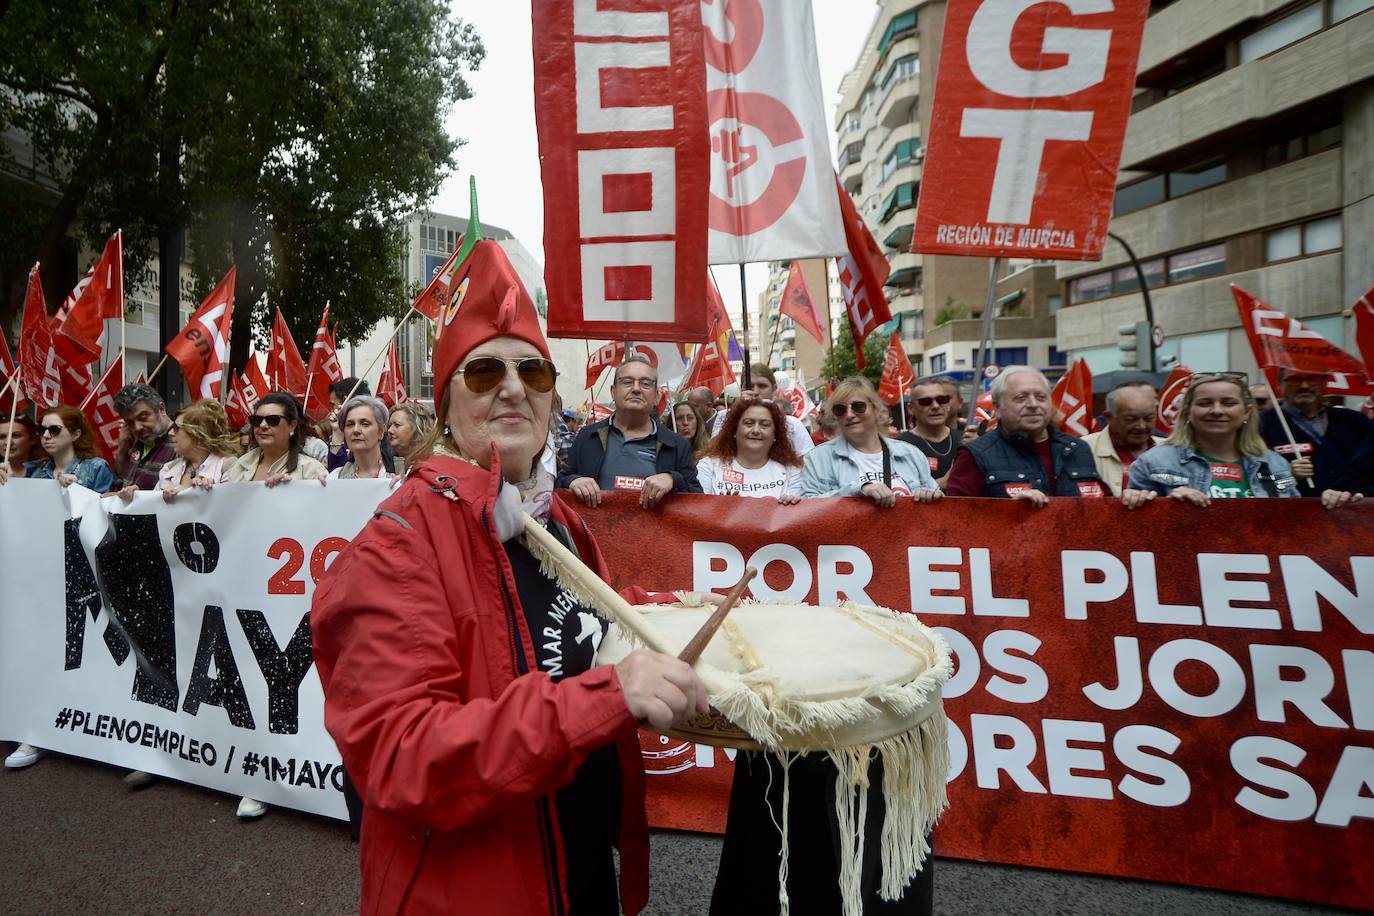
[1107,231,1157,372]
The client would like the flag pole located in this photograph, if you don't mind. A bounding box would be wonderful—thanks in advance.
[970,257,1002,412]
[738,264,752,392]
[2,367,22,468]
[342,308,420,406]
[120,317,127,385]
[1269,393,1316,490]
[147,353,170,384]
[79,350,123,411]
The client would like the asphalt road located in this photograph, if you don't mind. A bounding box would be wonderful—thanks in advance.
[0,743,1348,915]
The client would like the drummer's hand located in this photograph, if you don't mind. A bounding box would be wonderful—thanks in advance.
[860,481,896,508]
[615,649,709,731]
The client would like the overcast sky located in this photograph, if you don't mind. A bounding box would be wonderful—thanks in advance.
[433,1,878,328]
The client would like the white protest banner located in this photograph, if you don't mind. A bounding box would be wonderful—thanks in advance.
[0,479,390,819]
[705,0,846,263]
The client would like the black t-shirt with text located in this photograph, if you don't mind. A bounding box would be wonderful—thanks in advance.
[898,430,961,479]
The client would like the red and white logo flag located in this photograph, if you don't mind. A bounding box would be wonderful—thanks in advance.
[1353,285,1374,374]
[166,267,236,400]
[18,264,62,409]
[779,367,817,419]
[835,174,892,370]
[681,339,734,397]
[79,354,125,464]
[877,332,916,405]
[913,0,1149,260]
[703,0,845,264]
[0,320,20,411]
[1232,285,1373,396]
[57,230,124,362]
[305,306,343,419]
[413,242,464,323]
[376,339,408,408]
[533,0,710,342]
[225,354,268,428]
[1155,365,1193,437]
[1051,358,1097,437]
[778,261,824,344]
[586,341,628,390]
[267,308,309,396]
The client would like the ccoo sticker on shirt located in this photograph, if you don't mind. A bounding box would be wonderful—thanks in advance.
[614,476,646,491]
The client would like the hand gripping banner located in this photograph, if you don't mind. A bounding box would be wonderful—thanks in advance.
[914,0,1149,260]
[533,0,710,342]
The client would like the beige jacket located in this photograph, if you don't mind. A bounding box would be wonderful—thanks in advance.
[226,447,328,482]
[1080,430,1164,496]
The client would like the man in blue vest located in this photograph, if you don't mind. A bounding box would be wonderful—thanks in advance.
[945,366,1105,505]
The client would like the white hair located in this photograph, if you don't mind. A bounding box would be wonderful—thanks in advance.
[989,366,1050,406]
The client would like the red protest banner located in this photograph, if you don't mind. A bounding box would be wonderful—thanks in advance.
[581,493,1374,909]
[533,0,709,342]
[913,1,1149,260]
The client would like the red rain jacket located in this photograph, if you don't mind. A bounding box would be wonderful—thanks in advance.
[312,454,651,914]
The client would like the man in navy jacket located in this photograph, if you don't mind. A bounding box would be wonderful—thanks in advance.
[1260,370,1374,496]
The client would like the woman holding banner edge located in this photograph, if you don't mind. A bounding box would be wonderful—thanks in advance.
[310,238,711,915]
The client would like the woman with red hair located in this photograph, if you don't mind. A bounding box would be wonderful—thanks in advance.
[697,398,803,503]
[0,404,113,491]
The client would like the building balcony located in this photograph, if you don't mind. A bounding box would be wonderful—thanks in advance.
[878,78,919,132]
[1121,11,1374,171]
[1058,148,1342,282]
[881,160,921,193]
[841,156,865,194]
[883,220,914,251]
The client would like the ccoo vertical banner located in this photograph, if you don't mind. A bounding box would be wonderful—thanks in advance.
[913,0,1149,260]
[533,0,710,342]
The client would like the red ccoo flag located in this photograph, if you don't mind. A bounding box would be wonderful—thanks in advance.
[80,354,125,464]
[166,267,236,400]
[57,231,124,361]
[1051,358,1097,437]
[304,306,343,419]
[778,261,825,344]
[835,174,892,370]
[1232,284,1372,396]
[877,332,916,405]
[267,308,309,396]
[376,339,408,408]
[225,355,268,428]
[585,341,627,390]
[681,339,734,397]
[19,264,62,409]
[1154,365,1193,437]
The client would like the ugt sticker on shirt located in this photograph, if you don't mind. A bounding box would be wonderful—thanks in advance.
[1004,482,1032,496]
[614,476,645,492]
[1076,481,1104,498]
[1212,463,1244,483]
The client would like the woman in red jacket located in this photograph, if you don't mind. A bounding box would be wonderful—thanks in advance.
[311,240,708,915]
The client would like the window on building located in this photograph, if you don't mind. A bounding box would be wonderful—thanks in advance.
[1167,158,1227,197]
[1239,3,1323,63]
[880,182,918,221]
[1263,117,1342,168]
[1111,258,1165,294]
[1047,346,1068,367]
[881,55,918,94]
[1304,215,1342,253]
[975,347,1029,368]
[1265,224,1302,262]
[878,8,918,53]
[1166,243,1227,283]
[881,139,922,182]
[1333,0,1374,22]
[1264,215,1342,263]
[1114,175,1165,215]
[1046,294,1062,315]
[1069,272,1113,304]
[930,353,946,373]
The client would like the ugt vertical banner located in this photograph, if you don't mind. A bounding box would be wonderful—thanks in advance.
[913,0,1149,260]
[533,0,710,342]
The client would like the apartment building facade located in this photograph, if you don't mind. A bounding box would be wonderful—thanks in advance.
[1055,0,1374,376]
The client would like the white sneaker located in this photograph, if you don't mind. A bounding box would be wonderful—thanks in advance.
[123,770,157,789]
[4,743,43,768]
[237,796,269,819]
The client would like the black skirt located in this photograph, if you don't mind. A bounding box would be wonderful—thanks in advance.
[710,751,934,916]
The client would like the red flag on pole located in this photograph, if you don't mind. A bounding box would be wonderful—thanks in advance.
[1232,284,1372,396]
[80,354,125,464]
[1154,365,1193,437]
[225,354,270,428]
[0,320,27,414]
[54,348,94,407]
[57,231,124,360]
[835,174,892,370]
[376,339,409,408]
[585,341,628,390]
[1353,285,1374,372]
[778,261,825,344]
[18,264,62,408]
[267,308,309,396]
[681,340,734,397]
[413,241,467,322]
[1051,358,1097,437]
[166,267,236,400]
[304,306,343,419]
[877,333,916,405]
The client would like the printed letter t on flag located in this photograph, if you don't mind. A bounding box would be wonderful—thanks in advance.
[913,1,1149,260]
[533,0,709,342]
[166,267,236,400]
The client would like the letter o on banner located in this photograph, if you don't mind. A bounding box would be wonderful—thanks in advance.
[748,544,812,601]
[1147,638,1247,717]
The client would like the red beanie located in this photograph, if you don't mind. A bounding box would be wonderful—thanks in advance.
[431,239,552,406]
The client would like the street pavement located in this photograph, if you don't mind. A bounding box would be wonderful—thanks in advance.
[0,744,1345,915]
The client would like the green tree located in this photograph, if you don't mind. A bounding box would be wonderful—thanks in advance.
[821,323,889,389]
[0,0,482,377]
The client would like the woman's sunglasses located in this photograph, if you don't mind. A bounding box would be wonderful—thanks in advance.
[456,357,557,394]
[915,395,952,407]
[249,415,288,429]
[40,424,68,437]
[831,400,869,418]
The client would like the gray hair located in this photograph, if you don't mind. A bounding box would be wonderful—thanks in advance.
[338,395,389,431]
[989,366,1051,407]
[112,383,164,416]
[613,352,657,385]
[1105,381,1157,414]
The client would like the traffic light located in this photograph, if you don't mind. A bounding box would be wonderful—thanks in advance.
[1117,320,1148,369]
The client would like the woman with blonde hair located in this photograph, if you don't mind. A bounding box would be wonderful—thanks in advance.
[801,375,940,507]
[386,401,436,463]
[158,399,240,499]
[672,400,711,460]
[1123,371,1361,509]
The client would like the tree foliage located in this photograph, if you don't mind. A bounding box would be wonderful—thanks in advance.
[821,323,888,389]
[0,0,483,371]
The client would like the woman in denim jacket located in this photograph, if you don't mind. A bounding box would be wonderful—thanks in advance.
[801,375,941,507]
[0,404,114,492]
[1124,372,1362,510]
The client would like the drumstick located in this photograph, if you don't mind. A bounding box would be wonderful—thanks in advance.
[678,567,756,665]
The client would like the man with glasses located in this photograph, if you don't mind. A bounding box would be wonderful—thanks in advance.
[897,376,963,487]
[1260,369,1373,496]
[110,383,177,498]
[558,353,702,508]
[1079,382,1162,496]
[945,366,1105,505]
